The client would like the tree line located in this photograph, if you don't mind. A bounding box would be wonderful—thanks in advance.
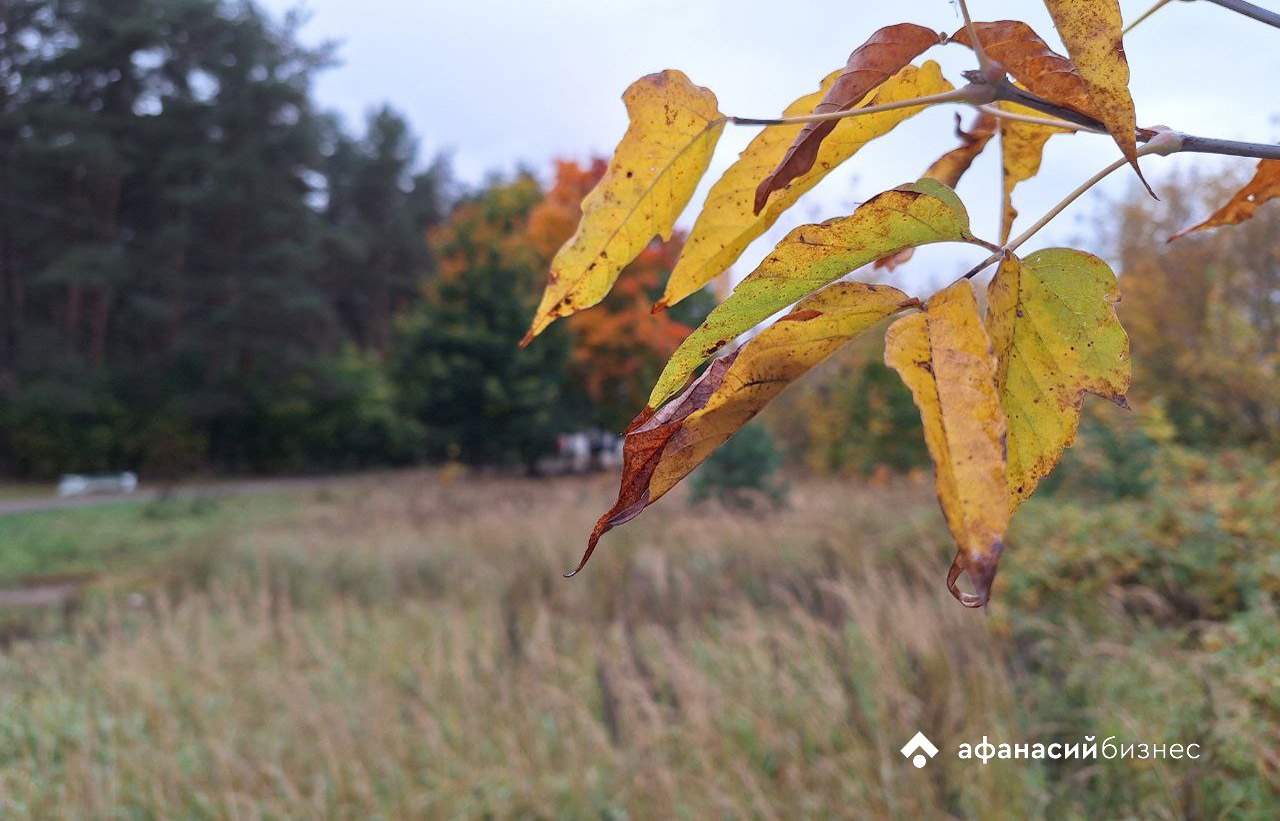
[0,0,713,478]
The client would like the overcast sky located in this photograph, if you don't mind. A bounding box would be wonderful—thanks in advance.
[258,0,1279,288]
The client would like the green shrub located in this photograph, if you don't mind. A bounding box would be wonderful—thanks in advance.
[689,423,787,509]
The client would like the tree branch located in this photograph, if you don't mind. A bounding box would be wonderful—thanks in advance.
[1199,0,1280,30]
[730,87,985,127]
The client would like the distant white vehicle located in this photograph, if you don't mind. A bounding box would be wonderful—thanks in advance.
[57,472,139,498]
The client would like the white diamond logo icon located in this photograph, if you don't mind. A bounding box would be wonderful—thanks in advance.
[901,731,939,768]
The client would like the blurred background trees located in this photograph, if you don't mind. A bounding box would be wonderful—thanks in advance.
[0,0,713,477]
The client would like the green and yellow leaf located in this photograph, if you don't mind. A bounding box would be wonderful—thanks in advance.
[986,249,1130,509]
[1170,159,1280,240]
[885,280,1008,607]
[660,61,951,309]
[755,24,944,210]
[1041,1,1146,188]
[572,283,915,575]
[648,178,976,409]
[522,70,725,346]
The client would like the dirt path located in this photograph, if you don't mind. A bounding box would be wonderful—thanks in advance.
[0,475,357,518]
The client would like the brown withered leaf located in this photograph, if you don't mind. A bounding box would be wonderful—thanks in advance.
[572,283,914,576]
[570,353,739,576]
[754,24,943,213]
[950,21,1096,119]
[1170,160,1280,241]
[922,111,997,189]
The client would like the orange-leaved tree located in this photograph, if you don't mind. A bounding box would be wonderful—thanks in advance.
[529,160,718,431]
[520,0,1280,608]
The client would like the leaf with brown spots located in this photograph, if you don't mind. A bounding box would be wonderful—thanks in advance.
[985,249,1130,510]
[571,283,915,575]
[1041,1,1148,190]
[647,178,979,409]
[660,62,951,310]
[522,70,725,346]
[754,24,944,214]
[885,280,1009,607]
[1169,160,1280,241]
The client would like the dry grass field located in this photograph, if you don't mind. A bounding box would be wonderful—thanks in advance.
[0,456,1274,819]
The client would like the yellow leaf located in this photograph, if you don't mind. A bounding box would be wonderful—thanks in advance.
[648,178,976,409]
[660,62,952,310]
[522,70,725,345]
[571,283,914,575]
[1042,0,1146,189]
[997,101,1074,243]
[885,280,1008,607]
[986,249,1131,508]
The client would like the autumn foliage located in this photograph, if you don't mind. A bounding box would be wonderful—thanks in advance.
[521,1,1280,607]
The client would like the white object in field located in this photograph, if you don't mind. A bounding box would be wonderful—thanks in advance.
[57,472,139,497]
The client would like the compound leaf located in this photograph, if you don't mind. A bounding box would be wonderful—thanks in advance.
[986,249,1131,509]
[660,61,951,309]
[648,178,976,409]
[522,70,725,345]
[885,280,1009,607]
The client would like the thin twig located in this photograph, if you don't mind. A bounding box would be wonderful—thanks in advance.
[976,104,1094,132]
[956,0,997,78]
[730,87,980,127]
[962,135,1182,279]
[1124,0,1177,33]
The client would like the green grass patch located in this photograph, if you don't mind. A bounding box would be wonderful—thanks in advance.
[0,493,300,584]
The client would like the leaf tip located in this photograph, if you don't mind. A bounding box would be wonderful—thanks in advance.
[947,542,1003,609]
[651,299,667,315]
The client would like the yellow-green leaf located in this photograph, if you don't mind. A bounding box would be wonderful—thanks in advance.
[659,62,952,310]
[1042,0,1146,188]
[885,280,1009,607]
[997,101,1074,243]
[648,178,976,408]
[571,283,914,575]
[522,70,725,346]
[986,249,1131,509]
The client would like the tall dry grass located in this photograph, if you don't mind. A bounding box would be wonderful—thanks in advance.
[0,471,1241,818]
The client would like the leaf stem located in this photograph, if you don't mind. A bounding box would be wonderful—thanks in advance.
[955,0,999,79]
[976,104,1094,132]
[730,87,982,127]
[1123,0,1178,33]
[1199,0,1280,30]
[962,135,1181,279]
